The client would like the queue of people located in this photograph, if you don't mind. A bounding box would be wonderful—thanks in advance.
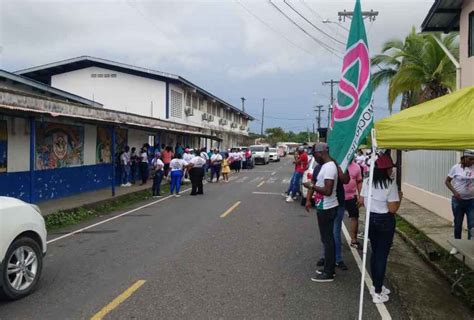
[281,142,402,305]
[119,144,252,198]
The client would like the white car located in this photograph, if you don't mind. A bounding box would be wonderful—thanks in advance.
[299,155,318,205]
[0,197,47,300]
[250,145,270,165]
[268,148,280,162]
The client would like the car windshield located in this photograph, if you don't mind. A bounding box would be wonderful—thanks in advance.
[269,148,276,152]
[250,146,265,152]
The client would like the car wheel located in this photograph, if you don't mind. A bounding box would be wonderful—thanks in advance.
[1,237,43,300]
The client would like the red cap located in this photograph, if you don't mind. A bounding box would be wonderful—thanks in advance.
[375,154,394,169]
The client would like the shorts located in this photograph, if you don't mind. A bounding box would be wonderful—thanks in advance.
[345,197,359,218]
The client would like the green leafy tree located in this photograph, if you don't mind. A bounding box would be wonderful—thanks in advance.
[372,27,458,111]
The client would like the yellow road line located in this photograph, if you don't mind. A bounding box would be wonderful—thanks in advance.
[220,201,241,218]
[257,180,265,188]
[91,280,146,320]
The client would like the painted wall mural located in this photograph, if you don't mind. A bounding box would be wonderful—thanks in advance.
[96,127,128,164]
[0,120,7,173]
[35,122,84,170]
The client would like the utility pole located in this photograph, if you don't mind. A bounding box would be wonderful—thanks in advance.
[241,97,246,112]
[314,105,325,130]
[322,80,339,128]
[338,9,378,22]
[260,98,265,136]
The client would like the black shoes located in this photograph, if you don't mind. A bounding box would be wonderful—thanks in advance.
[316,258,325,267]
[311,272,334,282]
[336,261,348,271]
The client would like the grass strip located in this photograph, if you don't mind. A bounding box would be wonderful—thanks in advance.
[45,183,172,231]
[395,215,474,309]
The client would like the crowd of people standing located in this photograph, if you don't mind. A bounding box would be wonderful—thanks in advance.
[119,143,253,198]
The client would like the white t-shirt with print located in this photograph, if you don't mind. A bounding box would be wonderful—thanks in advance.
[314,161,339,210]
[170,159,187,171]
[448,164,474,199]
[183,153,194,163]
[152,158,164,171]
[189,156,206,168]
[361,178,400,214]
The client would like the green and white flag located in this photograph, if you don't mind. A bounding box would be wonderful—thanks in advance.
[328,0,374,172]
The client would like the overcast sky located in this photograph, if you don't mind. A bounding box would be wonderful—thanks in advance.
[0,0,434,133]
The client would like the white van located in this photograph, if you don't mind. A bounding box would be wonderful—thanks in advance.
[250,145,270,165]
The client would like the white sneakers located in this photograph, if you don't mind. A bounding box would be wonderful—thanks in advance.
[450,247,458,255]
[370,286,391,304]
[174,194,181,198]
[121,183,132,187]
[285,196,294,203]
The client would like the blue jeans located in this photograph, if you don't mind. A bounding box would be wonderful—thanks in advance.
[287,173,295,194]
[170,170,183,194]
[289,172,303,197]
[321,204,345,263]
[121,164,131,184]
[152,170,163,196]
[369,213,395,294]
[452,197,474,239]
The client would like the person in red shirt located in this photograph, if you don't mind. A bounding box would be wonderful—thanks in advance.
[286,146,309,202]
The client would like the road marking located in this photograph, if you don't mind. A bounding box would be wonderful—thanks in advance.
[281,178,290,184]
[341,223,392,319]
[257,180,265,188]
[266,177,277,184]
[220,201,241,218]
[91,280,146,320]
[47,187,191,244]
[271,171,276,176]
[252,191,282,195]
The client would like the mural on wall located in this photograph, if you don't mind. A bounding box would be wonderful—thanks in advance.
[35,122,84,170]
[96,127,128,164]
[0,120,7,173]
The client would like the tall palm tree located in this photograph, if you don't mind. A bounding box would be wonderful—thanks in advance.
[371,27,458,112]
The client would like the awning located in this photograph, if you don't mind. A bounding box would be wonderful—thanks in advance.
[374,85,474,150]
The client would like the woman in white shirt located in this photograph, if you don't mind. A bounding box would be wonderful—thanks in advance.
[151,152,164,197]
[210,149,223,183]
[169,154,187,197]
[139,147,149,185]
[187,152,207,195]
[445,150,474,253]
[360,153,401,304]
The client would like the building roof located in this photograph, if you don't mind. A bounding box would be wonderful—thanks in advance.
[0,69,102,107]
[421,0,463,33]
[15,56,254,120]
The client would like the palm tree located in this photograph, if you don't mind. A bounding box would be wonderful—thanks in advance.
[371,27,458,112]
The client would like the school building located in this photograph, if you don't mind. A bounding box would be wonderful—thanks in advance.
[0,57,253,203]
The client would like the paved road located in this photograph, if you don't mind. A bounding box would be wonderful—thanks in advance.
[0,158,408,319]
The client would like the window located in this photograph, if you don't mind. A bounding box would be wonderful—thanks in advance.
[207,102,212,114]
[217,106,221,118]
[199,98,204,111]
[192,95,198,109]
[110,74,117,78]
[469,11,474,57]
[170,90,183,118]
[186,92,191,107]
[212,104,217,116]
[91,74,97,78]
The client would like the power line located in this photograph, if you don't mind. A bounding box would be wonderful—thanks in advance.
[268,0,343,58]
[234,0,318,57]
[283,0,345,46]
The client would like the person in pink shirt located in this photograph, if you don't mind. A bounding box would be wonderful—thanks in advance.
[344,159,363,249]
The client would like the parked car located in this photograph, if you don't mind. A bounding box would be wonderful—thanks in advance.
[0,197,47,300]
[250,145,270,165]
[268,148,280,162]
[299,155,317,205]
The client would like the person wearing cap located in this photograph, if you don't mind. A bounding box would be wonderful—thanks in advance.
[151,152,164,197]
[285,146,308,203]
[305,142,338,282]
[445,150,474,254]
[360,153,401,304]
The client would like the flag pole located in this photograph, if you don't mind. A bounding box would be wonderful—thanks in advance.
[358,128,377,320]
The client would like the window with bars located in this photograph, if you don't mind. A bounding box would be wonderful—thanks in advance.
[171,90,183,118]
[186,92,191,107]
[192,95,198,109]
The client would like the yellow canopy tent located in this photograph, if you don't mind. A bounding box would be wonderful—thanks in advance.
[374,85,474,150]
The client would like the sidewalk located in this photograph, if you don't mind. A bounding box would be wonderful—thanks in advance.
[38,181,153,216]
[397,198,473,268]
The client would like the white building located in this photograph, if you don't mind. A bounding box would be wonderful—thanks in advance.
[16,56,254,150]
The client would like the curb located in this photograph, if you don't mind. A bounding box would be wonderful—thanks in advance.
[395,216,469,298]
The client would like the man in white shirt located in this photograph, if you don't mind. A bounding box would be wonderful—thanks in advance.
[120,146,131,187]
[305,142,338,282]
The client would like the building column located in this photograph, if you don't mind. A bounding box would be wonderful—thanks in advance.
[110,126,116,197]
[29,117,35,203]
